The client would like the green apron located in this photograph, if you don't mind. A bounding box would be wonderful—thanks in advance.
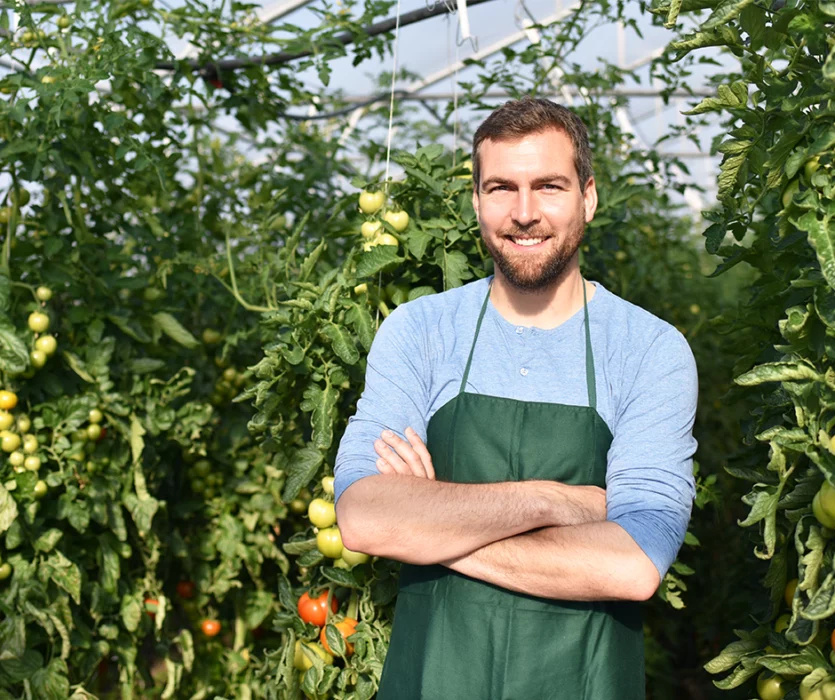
[377,280,645,700]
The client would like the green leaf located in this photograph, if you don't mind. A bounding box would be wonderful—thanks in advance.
[346,303,375,352]
[0,274,10,313]
[128,358,166,374]
[718,153,746,201]
[0,326,29,374]
[702,0,754,30]
[434,247,473,289]
[408,286,436,301]
[42,551,81,604]
[356,246,403,278]
[664,0,682,27]
[130,414,145,467]
[735,362,820,385]
[321,323,359,365]
[62,351,95,383]
[803,213,835,289]
[30,658,69,700]
[282,537,318,555]
[244,590,274,630]
[121,595,142,632]
[107,314,152,343]
[302,382,337,450]
[0,616,25,661]
[406,228,433,260]
[704,638,761,674]
[323,623,347,656]
[1,649,43,682]
[321,566,360,588]
[281,446,324,502]
[33,528,62,553]
[0,481,18,535]
[152,312,199,349]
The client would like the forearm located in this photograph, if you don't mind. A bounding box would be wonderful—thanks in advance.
[442,521,660,602]
[336,475,602,565]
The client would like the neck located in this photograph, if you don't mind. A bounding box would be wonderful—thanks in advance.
[489,263,593,330]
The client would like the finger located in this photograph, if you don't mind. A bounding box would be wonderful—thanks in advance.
[375,456,395,475]
[405,427,435,480]
[374,439,412,475]
[381,430,428,479]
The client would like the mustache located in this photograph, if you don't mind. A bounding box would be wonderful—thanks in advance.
[498,226,553,238]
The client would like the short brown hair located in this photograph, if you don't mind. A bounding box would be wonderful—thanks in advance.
[471,97,593,193]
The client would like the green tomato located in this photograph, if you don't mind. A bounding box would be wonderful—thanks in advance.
[28,312,49,333]
[35,286,52,301]
[0,562,11,581]
[321,476,335,496]
[383,210,410,232]
[293,640,333,671]
[316,526,343,559]
[24,456,40,472]
[8,451,24,467]
[30,350,47,369]
[16,415,30,434]
[33,480,47,499]
[819,481,835,518]
[813,493,835,529]
[308,498,336,529]
[0,412,12,431]
[194,460,211,477]
[35,335,57,356]
[757,673,785,700]
[87,424,102,441]
[89,409,103,424]
[341,547,370,567]
[289,498,307,515]
[774,614,791,634]
[1,432,20,453]
[22,435,37,454]
[782,179,800,209]
[804,157,821,181]
[358,190,385,215]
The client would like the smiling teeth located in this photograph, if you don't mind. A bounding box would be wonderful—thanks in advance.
[512,238,544,246]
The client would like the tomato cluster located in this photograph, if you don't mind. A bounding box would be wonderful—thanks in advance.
[358,189,409,252]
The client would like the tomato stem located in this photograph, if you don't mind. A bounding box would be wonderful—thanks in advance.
[347,591,359,621]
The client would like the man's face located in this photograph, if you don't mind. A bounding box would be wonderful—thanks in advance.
[472,128,597,292]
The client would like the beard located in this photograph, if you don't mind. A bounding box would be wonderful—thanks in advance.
[481,214,586,292]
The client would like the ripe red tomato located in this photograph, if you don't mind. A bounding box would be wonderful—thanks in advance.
[201,619,221,637]
[320,618,358,656]
[176,580,196,599]
[297,591,339,626]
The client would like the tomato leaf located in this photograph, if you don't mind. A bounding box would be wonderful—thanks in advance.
[321,566,359,588]
[321,323,359,365]
[356,246,402,278]
[0,616,25,661]
[41,551,81,605]
[0,323,29,375]
[281,446,324,502]
[120,595,142,632]
[736,362,820,386]
[152,312,200,349]
[0,274,10,314]
[33,529,63,553]
[0,482,18,535]
[30,658,69,700]
[324,623,347,656]
[345,302,374,352]
[244,590,274,630]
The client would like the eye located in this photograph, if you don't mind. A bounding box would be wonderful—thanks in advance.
[541,184,562,190]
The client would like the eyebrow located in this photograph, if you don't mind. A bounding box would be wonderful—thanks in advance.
[481,173,573,189]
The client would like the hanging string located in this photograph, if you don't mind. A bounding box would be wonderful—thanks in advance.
[382,0,404,197]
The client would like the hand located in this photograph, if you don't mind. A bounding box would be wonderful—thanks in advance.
[373,427,435,480]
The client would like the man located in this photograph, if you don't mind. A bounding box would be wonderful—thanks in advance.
[334,97,697,699]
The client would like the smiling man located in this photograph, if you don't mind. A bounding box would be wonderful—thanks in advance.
[334,97,698,699]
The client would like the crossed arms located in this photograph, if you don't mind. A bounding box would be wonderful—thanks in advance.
[335,428,661,603]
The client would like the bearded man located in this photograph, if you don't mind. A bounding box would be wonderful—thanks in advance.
[333,96,697,699]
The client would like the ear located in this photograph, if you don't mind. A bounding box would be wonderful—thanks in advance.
[582,177,598,223]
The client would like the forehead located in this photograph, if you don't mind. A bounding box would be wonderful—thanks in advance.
[478,129,577,181]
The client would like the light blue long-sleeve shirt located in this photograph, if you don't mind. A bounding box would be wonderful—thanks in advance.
[334,275,698,579]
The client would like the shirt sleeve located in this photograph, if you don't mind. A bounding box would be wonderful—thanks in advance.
[334,302,431,505]
[605,328,698,580]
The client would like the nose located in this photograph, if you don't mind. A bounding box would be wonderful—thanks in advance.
[511,189,540,227]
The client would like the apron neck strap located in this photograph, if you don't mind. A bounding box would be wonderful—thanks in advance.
[460,279,493,394]
[459,278,598,410]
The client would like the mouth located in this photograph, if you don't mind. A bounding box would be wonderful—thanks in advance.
[505,236,550,249]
